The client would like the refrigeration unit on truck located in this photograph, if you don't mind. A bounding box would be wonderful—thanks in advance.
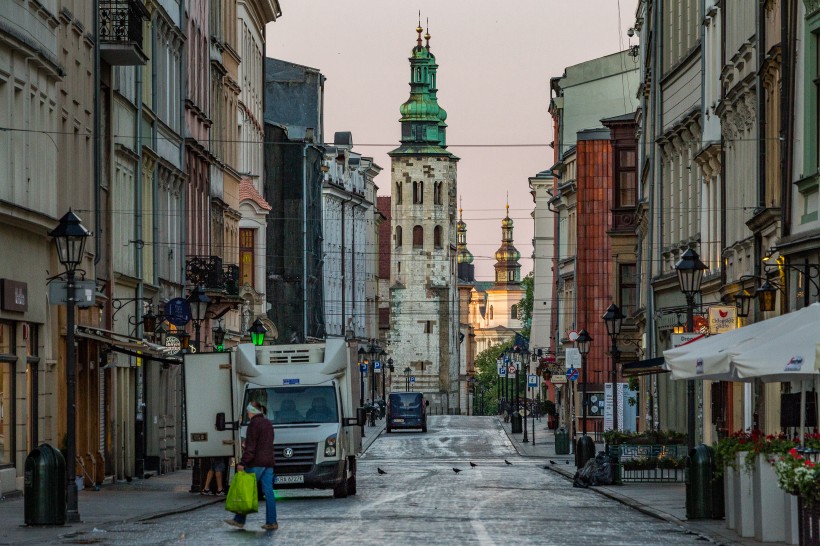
[183,338,366,498]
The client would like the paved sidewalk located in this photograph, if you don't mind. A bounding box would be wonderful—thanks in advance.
[0,418,386,545]
[497,416,786,546]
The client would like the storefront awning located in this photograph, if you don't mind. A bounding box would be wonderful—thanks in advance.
[75,326,182,365]
[621,356,667,377]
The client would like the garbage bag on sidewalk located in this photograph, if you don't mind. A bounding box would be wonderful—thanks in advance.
[572,451,614,488]
[225,470,258,515]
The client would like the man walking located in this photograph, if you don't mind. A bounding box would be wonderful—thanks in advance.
[225,402,278,530]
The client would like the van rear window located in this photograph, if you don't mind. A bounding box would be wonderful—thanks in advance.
[389,393,422,410]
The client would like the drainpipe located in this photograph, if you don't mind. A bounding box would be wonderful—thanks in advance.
[303,142,308,339]
[647,0,661,429]
[757,0,766,209]
[134,58,146,479]
[93,0,102,266]
[340,193,354,337]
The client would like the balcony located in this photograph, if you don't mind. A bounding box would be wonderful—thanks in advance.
[99,0,149,66]
[186,256,244,320]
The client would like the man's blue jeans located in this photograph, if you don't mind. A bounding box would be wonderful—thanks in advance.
[233,467,277,526]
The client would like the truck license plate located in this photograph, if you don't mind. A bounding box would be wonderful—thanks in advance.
[275,475,304,484]
[393,418,404,423]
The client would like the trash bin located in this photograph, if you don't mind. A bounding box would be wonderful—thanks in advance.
[24,444,66,526]
[510,412,522,433]
[555,427,570,455]
[686,444,725,520]
[576,435,596,469]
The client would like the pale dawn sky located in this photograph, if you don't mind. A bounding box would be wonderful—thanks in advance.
[266,0,640,281]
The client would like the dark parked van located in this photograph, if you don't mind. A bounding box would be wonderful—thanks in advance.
[386,392,428,433]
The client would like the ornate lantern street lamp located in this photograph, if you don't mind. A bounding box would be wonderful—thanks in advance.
[249,318,267,347]
[49,210,91,523]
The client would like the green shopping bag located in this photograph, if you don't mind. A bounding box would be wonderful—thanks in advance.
[225,470,259,515]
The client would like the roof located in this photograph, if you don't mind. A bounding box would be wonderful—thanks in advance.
[600,111,637,123]
[576,128,611,141]
[239,180,272,210]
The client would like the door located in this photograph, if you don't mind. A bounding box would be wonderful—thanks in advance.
[183,352,237,458]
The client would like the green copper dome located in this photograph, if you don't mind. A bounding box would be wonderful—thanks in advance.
[456,208,474,264]
[389,25,453,157]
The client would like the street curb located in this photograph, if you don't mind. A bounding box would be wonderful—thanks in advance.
[545,466,724,545]
[138,496,224,522]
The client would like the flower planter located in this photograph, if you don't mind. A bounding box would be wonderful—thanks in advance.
[734,452,755,538]
[614,444,687,484]
[724,464,737,530]
[798,497,820,546]
[753,454,786,542]
[785,494,799,545]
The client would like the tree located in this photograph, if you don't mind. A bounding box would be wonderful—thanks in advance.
[473,339,513,415]
[517,272,534,339]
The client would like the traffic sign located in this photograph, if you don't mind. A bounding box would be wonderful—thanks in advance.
[565,348,582,369]
[374,360,382,371]
[527,374,538,388]
[410,376,416,384]
[498,365,507,377]
[566,367,579,381]
[507,364,516,375]
[360,363,367,372]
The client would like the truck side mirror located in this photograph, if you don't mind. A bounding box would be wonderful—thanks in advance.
[425,400,430,407]
[356,407,366,427]
[215,412,226,431]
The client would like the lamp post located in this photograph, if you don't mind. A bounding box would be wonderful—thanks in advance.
[49,210,91,523]
[675,248,707,451]
[367,341,381,404]
[212,324,226,352]
[383,357,394,399]
[530,348,542,445]
[404,367,411,392]
[575,329,594,466]
[357,347,366,407]
[496,356,503,413]
[522,348,529,443]
[602,305,624,432]
[187,284,211,353]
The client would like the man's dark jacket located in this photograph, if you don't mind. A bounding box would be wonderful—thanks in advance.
[240,413,275,468]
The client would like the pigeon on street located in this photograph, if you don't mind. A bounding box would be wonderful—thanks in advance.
[377,468,386,475]
[504,459,512,465]
[549,460,557,465]
[565,461,570,464]
[452,468,462,473]
[469,462,477,468]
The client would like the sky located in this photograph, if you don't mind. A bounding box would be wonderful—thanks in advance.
[266,0,640,281]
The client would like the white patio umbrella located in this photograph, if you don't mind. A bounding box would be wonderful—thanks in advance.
[729,304,820,444]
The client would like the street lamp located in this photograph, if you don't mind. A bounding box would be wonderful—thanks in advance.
[575,329,592,435]
[383,357,394,399]
[602,305,623,432]
[249,318,267,347]
[496,356,503,412]
[366,341,381,404]
[756,280,778,312]
[212,324,226,352]
[49,210,91,523]
[530,348,543,445]
[675,247,707,451]
[187,284,211,352]
[357,347,366,407]
[404,366,411,392]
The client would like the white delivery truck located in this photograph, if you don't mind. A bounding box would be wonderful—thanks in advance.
[183,338,365,498]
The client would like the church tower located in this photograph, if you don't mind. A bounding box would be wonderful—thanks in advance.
[389,23,460,414]
[493,203,522,285]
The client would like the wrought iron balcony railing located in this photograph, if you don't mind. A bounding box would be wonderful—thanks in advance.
[99,0,148,66]
[185,256,242,296]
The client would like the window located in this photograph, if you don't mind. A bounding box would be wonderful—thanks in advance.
[395,226,402,247]
[619,264,637,317]
[413,181,423,204]
[413,225,423,248]
[511,305,518,319]
[489,306,494,320]
[423,320,433,334]
[434,182,442,205]
[396,182,402,205]
[434,226,442,249]
[239,228,254,286]
[616,149,637,208]
[0,321,14,466]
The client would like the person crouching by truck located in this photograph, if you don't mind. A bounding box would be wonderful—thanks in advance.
[225,401,278,531]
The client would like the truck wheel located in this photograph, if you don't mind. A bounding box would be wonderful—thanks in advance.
[385,425,392,433]
[333,461,349,498]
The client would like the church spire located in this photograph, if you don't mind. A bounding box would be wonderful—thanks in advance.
[457,199,475,282]
[494,204,521,285]
[389,20,452,157]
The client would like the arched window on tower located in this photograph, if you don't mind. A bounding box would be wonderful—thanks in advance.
[395,226,402,247]
[511,304,518,320]
[434,226,442,249]
[489,305,494,320]
[396,182,402,205]
[413,181,423,204]
[413,225,423,248]
[433,182,442,205]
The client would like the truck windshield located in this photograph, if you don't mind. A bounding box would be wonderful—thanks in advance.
[242,386,338,425]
